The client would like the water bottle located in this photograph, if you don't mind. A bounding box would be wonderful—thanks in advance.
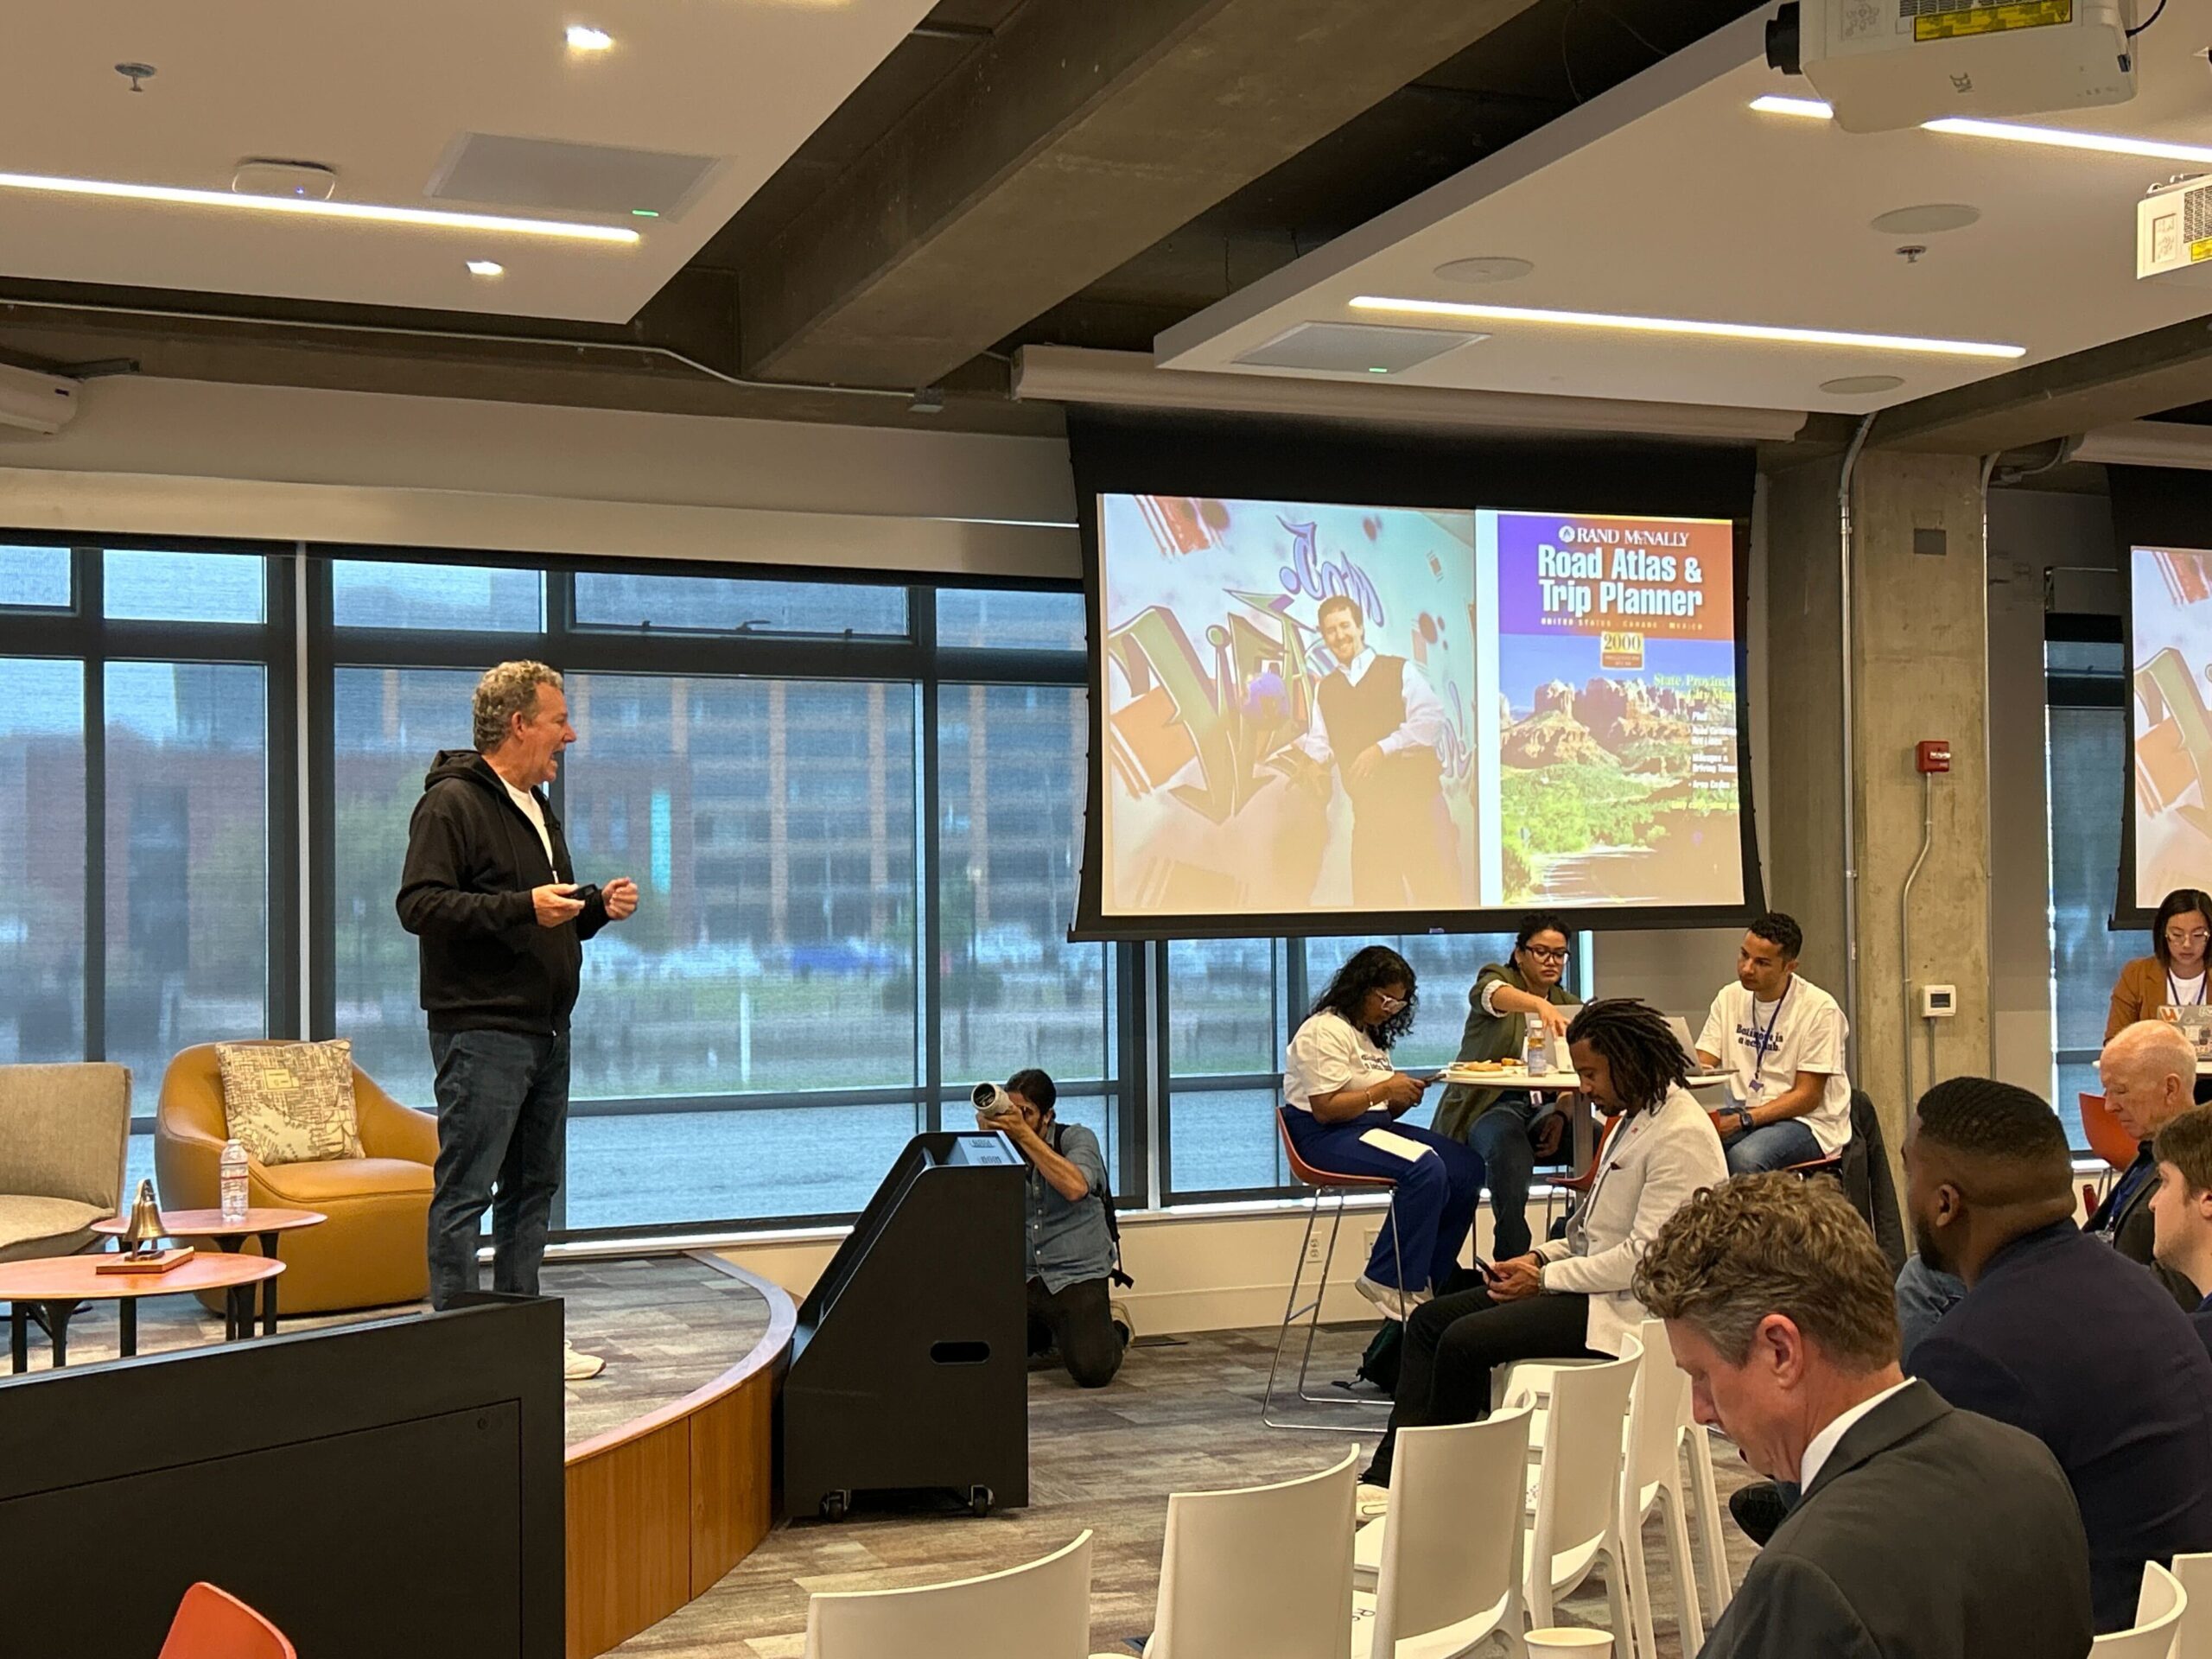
[1525,1014,1548,1074]
[219,1139,249,1224]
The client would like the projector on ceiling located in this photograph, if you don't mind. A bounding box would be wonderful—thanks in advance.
[0,364,79,436]
[1767,0,2136,134]
[2138,175,2212,287]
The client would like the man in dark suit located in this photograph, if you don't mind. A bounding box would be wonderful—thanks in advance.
[2091,1021,2202,1308]
[1634,1173,2092,1659]
[1905,1076,2212,1633]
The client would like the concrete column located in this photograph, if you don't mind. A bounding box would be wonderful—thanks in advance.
[1763,451,1992,1157]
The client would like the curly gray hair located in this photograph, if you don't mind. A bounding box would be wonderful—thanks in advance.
[473,660,563,751]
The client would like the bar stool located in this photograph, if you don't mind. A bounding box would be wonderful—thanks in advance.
[1263,1109,1407,1429]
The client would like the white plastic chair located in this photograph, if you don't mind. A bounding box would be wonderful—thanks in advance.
[1518,1346,1639,1643]
[1355,1349,1637,1651]
[1108,1450,1357,1659]
[805,1530,1092,1659]
[1353,1407,1535,1659]
[1496,1320,1709,1659]
[2092,1560,2187,1659]
[2169,1552,2212,1659]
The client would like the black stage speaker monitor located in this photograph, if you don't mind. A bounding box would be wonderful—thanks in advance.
[0,1297,564,1658]
[781,1130,1027,1520]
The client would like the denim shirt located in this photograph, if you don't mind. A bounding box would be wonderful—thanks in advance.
[1026,1121,1114,1294]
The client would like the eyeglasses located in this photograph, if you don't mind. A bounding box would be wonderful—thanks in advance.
[1376,992,1408,1013]
[1522,945,1570,964]
[2169,931,2210,946]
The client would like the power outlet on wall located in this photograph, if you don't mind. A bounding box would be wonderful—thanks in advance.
[1305,1234,1326,1268]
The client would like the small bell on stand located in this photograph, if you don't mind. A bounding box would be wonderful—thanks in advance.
[98,1179,190,1274]
[119,1179,168,1259]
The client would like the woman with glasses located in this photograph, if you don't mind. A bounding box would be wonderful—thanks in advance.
[1281,944,1485,1322]
[1433,913,1579,1262]
[2108,887,2212,1041]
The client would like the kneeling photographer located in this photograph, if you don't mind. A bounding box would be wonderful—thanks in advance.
[975,1068,1131,1389]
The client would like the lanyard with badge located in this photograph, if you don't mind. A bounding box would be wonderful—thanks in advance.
[2171,972,2207,1008]
[1748,982,1790,1097]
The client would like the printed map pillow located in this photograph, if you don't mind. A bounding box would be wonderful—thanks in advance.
[216,1039,364,1166]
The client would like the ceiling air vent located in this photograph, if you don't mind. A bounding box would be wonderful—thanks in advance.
[1232,321,1487,375]
[425,133,720,219]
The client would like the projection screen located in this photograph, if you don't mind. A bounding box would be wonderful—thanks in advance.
[1086,492,1751,934]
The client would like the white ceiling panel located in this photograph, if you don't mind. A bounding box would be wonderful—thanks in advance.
[1157,5,2212,416]
[0,0,940,323]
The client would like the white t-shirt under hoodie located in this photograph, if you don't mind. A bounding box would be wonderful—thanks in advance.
[1697,973,1854,1154]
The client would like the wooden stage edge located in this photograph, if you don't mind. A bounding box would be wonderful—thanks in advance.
[563,1251,798,1659]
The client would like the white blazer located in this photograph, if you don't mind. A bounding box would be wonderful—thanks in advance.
[1534,1084,1729,1356]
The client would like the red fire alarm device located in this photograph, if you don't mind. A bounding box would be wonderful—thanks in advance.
[1916,740,1951,774]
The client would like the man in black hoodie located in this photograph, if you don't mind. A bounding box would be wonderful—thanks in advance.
[397,661,636,1377]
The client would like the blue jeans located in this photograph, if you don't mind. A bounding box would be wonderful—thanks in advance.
[1282,1108,1484,1294]
[1467,1092,1544,1262]
[1722,1117,1822,1175]
[427,1028,569,1311]
[1895,1252,1967,1363]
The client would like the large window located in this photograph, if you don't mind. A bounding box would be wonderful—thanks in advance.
[4,538,1649,1236]
[2046,627,2130,1147]
[0,543,289,1197]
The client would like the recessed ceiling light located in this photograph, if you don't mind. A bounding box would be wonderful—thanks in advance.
[1751,94,2212,167]
[566,23,613,50]
[1821,374,1904,395]
[1348,295,2024,359]
[467,260,505,277]
[1870,204,1980,235]
[0,169,639,243]
[1433,256,1535,286]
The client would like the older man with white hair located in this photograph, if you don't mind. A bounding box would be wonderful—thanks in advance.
[2091,1020,2203,1309]
[398,660,639,1379]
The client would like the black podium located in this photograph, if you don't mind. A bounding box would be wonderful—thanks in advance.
[780,1130,1028,1520]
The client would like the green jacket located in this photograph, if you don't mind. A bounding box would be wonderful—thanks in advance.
[1433,961,1577,1142]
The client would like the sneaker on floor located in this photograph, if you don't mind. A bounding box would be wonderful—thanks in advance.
[1110,1298,1135,1347]
[1355,1481,1391,1520]
[1353,1274,1422,1323]
[563,1339,606,1382]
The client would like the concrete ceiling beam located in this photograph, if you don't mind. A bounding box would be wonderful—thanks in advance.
[734,0,1546,389]
[1872,314,2212,455]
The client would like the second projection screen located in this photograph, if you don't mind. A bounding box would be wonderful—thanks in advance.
[1097,493,1744,920]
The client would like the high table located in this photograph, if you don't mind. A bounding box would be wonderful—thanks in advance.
[0,1250,283,1373]
[90,1206,325,1337]
[1440,1066,1732,1165]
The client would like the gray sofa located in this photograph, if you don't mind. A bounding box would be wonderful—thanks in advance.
[0,1063,130,1262]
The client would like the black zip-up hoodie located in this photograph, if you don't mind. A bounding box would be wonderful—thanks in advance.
[396,749,608,1035]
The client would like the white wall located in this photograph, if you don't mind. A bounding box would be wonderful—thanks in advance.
[0,375,1080,577]
[1986,486,2122,1096]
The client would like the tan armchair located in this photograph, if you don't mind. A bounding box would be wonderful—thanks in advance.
[156,1042,438,1313]
[0,1063,130,1262]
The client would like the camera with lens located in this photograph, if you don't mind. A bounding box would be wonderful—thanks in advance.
[971,1082,1017,1119]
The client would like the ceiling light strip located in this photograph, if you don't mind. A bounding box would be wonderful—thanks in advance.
[0,170,640,244]
[1749,96,2212,166]
[1348,295,2024,359]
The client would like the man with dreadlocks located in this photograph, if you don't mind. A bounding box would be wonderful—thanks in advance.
[1358,998,1726,1490]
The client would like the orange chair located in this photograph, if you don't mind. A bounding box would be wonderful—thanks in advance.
[1265,1109,1409,1426]
[2078,1091,2139,1175]
[158,1582,295,1659]
[156,1043,439,1314]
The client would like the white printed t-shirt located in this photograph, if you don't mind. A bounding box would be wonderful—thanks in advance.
[1283,1010,1395,1114]
[1696,974,1853,1154]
